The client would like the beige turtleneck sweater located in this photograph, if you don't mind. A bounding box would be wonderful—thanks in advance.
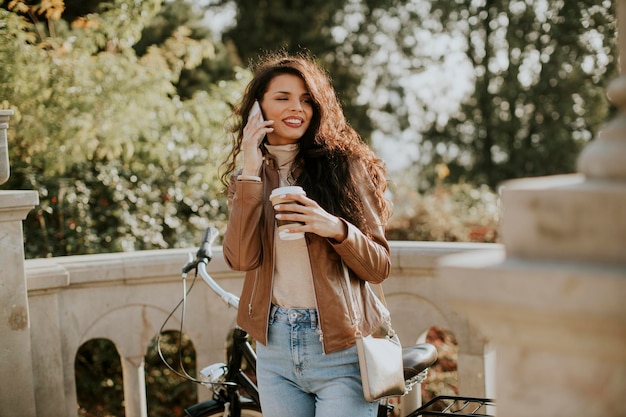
[265,144,316,308]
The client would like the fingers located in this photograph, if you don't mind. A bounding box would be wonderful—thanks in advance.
[243,114,273,147]
[280,193,311,206]
[273,196,343,239]
[240,115,273,173]
[272,194,313,212]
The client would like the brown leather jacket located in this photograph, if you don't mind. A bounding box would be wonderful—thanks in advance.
[223,151,391,354]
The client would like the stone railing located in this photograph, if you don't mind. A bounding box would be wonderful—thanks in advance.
[23,240,496,417]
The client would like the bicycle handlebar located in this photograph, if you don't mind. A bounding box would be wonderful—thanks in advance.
[183,226,240,310]
[198,262,240,309]
[181,226,219,274]
[197,225,219,262]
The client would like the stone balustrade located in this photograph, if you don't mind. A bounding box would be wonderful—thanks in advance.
[20,240,495,417]
[0,109,13,185]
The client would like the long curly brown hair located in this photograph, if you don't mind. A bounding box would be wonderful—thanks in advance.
[221,51,391,234]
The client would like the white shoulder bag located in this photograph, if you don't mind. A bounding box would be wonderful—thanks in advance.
[344,266,406,402]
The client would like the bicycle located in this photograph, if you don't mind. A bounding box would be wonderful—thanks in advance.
[161,227,495,417]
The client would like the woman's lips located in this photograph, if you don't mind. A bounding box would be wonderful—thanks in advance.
[283,117,303,127]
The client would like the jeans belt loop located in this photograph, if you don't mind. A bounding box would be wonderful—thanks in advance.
[269,304,280,324]
[310,308,317,329]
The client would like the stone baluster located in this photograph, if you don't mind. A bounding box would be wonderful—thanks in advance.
[122,356,149,417]
[0,109,12,185]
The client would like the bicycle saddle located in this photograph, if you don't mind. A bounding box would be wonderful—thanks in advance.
[402,343,438,380]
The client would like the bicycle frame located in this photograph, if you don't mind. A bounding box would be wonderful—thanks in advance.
[224,327,259,406]
[184,325,260,417]
[408,396,496,416]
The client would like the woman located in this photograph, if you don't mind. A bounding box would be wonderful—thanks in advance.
[221,51,392,417]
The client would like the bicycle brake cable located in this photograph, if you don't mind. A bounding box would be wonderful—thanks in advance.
[156,265,206,384]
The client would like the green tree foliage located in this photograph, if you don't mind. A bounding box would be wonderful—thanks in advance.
[145,331,198,417]
[414,0,618,189]
[354,0,617,189]
[1,0,248,257]
[1,0,617,255]
[75,339,125,417]
[133,0,240,99]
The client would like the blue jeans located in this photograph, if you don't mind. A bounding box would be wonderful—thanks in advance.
[256,305,378,417]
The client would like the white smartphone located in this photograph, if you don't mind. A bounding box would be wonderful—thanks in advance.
[249,100,264,123]
[248,100,265,147]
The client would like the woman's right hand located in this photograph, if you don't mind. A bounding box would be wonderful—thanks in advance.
[240,112,273,175]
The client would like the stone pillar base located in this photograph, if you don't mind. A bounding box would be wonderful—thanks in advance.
[439,243,626,417]
[0,190,39,415]
[500,174,626,264]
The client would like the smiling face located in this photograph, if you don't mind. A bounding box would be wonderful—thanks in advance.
[260,73,313,146]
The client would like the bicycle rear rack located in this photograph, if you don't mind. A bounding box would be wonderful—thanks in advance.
[408,395,495,417]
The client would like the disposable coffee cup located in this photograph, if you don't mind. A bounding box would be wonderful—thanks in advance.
[270,186,306,240]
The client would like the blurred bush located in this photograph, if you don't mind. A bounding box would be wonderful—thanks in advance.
[386,177,500,243]
[0,3,247,257]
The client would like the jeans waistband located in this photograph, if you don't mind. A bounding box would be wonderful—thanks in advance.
[269,304,318,329]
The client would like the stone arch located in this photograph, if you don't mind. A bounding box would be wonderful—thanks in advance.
[79,304,182,359]
[384,289,489,397]
[74,304,186,416]
[384,291,450,345]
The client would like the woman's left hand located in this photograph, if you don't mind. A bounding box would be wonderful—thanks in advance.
[273,193,347,242]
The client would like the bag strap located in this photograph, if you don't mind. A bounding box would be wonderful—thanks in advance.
[375,283,387,307]
[342,261,388,305]
[342,261,391,336]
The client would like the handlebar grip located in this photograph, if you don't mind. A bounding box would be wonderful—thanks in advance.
[196,226,219,261]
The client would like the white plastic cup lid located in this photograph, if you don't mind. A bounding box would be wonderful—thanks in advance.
[270,186,305,199]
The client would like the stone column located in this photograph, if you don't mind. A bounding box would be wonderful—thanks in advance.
[438,1,626,415]
[122,356,148,417]
[0,110,12,185]
[0,109,40,415]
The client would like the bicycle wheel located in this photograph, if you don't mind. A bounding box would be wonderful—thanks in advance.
[185,400,263,417]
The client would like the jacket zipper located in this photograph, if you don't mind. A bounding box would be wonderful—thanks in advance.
[248,157,279,348]
[342,260,361,328]
[264,158,277,343]
[248,268,259,317]
[249,159,272,319]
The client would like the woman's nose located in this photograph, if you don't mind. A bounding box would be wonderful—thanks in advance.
[290,100,303,112]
